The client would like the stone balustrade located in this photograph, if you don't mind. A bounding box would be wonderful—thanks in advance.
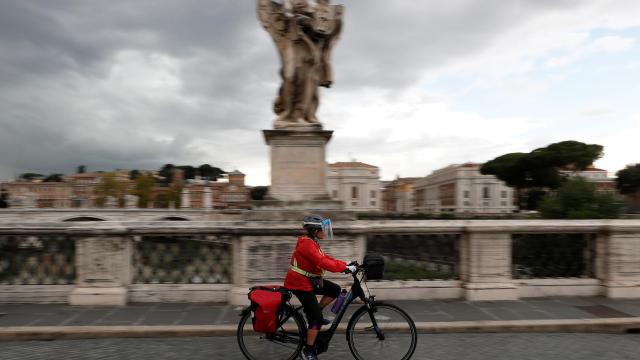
[1,220,639,305]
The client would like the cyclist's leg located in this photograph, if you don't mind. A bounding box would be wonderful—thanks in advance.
[317,280,340,309]
[292,290,323,349]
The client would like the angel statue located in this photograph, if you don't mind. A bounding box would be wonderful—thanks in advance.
[258,0,344,129]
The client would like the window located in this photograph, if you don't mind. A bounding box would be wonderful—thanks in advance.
[464,190,470,198]
[351,201,357,206]
[351,186,358,199]
[464,201,470,206]
[483,201,489,207]
[332,190,338,198]
[501,190,507,198]
[370,190,376,198]
[482,187,490,199]
[501,201,507,206]
[370,200,376,206]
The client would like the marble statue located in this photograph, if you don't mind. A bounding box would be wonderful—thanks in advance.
[258,0,344,129]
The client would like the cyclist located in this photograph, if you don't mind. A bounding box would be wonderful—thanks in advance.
[284,215,357,360]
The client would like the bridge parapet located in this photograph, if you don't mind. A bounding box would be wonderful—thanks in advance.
[1,220,639,305]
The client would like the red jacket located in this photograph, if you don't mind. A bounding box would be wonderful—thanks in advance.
[284,235,347,291]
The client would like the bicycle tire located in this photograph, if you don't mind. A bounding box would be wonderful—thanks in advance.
[237,305,306,360]
[346,302,418,360]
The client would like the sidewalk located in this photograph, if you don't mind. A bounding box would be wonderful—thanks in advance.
[2,297,640,340]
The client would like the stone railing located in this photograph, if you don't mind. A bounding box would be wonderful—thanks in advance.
[1,220,639,305]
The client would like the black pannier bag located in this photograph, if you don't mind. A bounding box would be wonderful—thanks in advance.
[363,254,385,280]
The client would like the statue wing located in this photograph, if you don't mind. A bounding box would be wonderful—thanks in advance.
[257,0,289,58]
[323,5,343,57]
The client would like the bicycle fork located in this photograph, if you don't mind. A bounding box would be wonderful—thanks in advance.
[365,302,386,341]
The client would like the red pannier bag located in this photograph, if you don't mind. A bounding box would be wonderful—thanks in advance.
[248,285,286,333]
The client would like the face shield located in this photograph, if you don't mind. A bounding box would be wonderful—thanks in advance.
[321,218,333,241]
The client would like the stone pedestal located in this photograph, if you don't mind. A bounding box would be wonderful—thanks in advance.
[263,129,334,202]
[69,236,131,306]
[601,232,640,298]
[460,232,517,301]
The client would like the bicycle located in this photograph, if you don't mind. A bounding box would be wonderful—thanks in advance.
[237,260,418,360]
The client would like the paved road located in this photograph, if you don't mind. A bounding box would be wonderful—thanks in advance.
[2,334,640,360]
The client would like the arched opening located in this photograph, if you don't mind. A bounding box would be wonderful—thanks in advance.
[158,216,190,221]
[63,216,106,222]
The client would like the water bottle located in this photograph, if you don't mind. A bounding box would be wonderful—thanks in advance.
[331,289,347,314]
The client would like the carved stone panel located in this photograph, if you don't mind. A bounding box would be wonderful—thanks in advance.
[75,236,131,287]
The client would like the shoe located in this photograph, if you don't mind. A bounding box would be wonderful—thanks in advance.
[300,348,318,360]
[321,317,331,326]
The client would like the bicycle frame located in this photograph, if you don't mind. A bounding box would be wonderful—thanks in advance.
[291,269,384,354]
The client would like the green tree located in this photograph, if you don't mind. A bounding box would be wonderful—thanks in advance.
[158,164,175,186]
[538,177,622,219]
[0,188,8,208]
[481,140,604,209]
[133,173,156,208]
[198,164,225,181]
[77,165,86,174]
[129,169,140,180]
[43,173,64,182]
[19,173,44,181]
[616,163,640,195]
[94,172,127,207]
[250,186,269,200]
[177,165,196,180]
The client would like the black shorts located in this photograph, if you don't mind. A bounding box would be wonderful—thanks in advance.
[291,279,341,329]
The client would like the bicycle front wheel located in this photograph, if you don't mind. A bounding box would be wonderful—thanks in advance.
[346,302,417,360]
[237,306,305,360]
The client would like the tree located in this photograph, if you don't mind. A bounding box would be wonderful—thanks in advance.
[250,186,269,201]
[133,173,155,208]
[43,173,64,182]
[0,188,8,208]
[19,173,44,181]
[94,172,127,207]
[481,140,604,209]
[77,165,86,174]
[158,164,175,185]
[177,165,196,180]
[129,169,140,180]
[198,164,225,181]
[616,163,640,195]
[538,177,622,219]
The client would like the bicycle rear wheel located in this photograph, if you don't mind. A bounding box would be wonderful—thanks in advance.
[237,306,305,360]
[346,302,417,360]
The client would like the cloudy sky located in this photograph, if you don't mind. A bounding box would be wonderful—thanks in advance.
[1,0,639,185]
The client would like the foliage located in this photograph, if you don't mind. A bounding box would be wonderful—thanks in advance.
[538,177,622,219]
[250,186,269,200]
[197,164,225,181]
[18,173,44,181]
[94,172,128,207]
[129,169,140,180]
[77,165,86,174]
[153,185,182,208]
[0,188,8,208]
[481,141,603,190]
[43,173,64,182]
[158,164,175,185]
[616,163,640,195]
[133,173,156,208]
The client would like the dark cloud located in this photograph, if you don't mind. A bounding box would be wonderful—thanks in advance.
[0,0,621,183]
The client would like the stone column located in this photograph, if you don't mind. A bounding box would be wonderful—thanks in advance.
[460,231,517,301]
[203,187,212,210]
[600,231,640,298]
[180,189,191,209]
[69,236,132,306]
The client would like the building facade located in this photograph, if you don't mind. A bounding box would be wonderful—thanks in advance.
[414,163,517,214]
[327,162,382,211]
[559,166,617,192]
[381,177,420,213]
[2,181,72,208]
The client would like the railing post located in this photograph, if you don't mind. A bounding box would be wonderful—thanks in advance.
[68,235,132,306]
[460,230,517,301]
[601,229,640,298]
